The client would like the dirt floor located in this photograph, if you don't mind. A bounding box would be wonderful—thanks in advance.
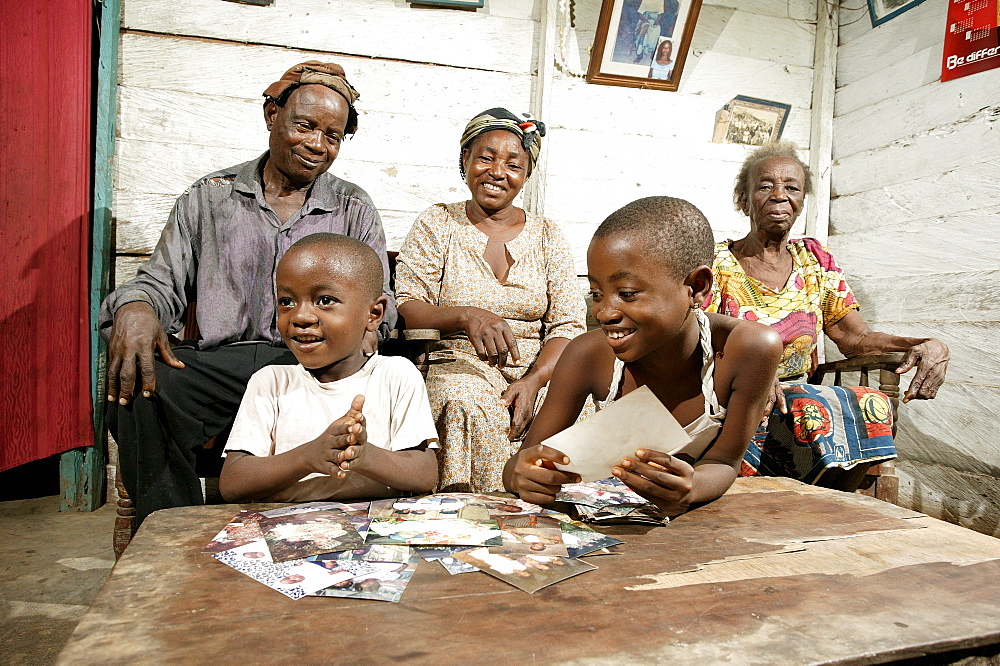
[0,496,115,665]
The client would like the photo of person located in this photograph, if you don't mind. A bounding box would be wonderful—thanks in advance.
[557,478,648,508]
[495,514,569,557]
[366,516,502,546]
[203,510,266,554]
[612,0,683,65]
[648,38,674,80]
[560,521,625,558]
[258,510,364,562]
[213,541,352,600]
[723,106,778,146]
[453,547,596,594]
[311,557,420,602]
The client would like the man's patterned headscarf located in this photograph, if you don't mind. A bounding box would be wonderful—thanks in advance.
[459,107,546,178]
[263,61,361,134]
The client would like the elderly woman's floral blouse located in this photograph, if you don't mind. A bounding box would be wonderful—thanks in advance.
[705,238,859,381]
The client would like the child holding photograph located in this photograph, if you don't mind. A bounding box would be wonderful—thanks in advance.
[503,197,782,517]
[219,233,439,502]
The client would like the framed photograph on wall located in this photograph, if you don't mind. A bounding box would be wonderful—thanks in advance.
[711,96,791,146]
[867,0,927,27]
[586,0,703,91]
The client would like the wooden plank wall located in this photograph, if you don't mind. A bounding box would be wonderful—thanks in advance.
[832,2,1000,536]
[538,0,817,268]
[112,0,819,285]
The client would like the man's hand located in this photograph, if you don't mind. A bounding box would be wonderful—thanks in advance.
[462,307,521,368]
[502,375,543,441]
[106,301,185,405]
[613,450,694,517]
[896,338,949,402]
[508,444,580,505]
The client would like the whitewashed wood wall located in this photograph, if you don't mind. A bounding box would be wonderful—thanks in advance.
[112,0,819,284]
[831,2,1000,536]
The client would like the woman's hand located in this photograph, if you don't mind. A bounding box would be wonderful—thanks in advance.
[613,450,694,517]
[502,374,543,440]
[508,444,580,505]
[460,306,521,368]
[761,376,788,420]
[896,338,950,402]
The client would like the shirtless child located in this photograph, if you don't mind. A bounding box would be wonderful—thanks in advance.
[503,197,782,517]
[220,233,438,502]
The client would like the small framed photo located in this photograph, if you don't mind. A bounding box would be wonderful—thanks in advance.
[586,0,703,92]
[711,96,791,146]
[867,0,927,27]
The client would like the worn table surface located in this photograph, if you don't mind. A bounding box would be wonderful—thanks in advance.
[58,478,1000,665]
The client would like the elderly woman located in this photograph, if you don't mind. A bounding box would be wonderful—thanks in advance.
[395,108,587,493]
[706,141,950,485]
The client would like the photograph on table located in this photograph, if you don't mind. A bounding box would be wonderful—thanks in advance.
[258,510,364,562]
[311,555,421,603]
[557,477,648,508]
[867,0,926,27]
[453,547,596,594]
[587,0,703,91]
[369,493,542,521]
[495,514,569,557]
[212,541,353,600]
[413,545,481,574]
[307,543,412,564]
[203,510,265,554]
[711,96,791,146]
[560,520,625,558]
[366,516,503,546]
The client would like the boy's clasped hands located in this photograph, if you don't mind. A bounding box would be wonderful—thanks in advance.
[509,445,696,517]
[301,395,371,481]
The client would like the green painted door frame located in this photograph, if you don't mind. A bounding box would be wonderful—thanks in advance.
[60,0,121,511]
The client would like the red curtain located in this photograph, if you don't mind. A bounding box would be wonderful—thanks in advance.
[0,0,93,471]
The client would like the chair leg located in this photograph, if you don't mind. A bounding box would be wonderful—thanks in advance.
[113,478,136,560]
[872,459,899,504]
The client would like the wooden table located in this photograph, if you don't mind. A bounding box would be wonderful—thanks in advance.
[58,478,1000,664]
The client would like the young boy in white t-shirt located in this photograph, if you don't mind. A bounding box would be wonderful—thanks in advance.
[219,233,439,503]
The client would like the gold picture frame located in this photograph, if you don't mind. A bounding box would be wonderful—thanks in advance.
[586,0,703,92]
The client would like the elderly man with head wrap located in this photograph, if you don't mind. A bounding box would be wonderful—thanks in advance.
[100,62,396,527]
[394,108,586,493]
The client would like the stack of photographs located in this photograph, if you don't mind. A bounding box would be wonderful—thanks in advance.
[557,478,668,525]
[205,492,628,599]
[206,501,419,602]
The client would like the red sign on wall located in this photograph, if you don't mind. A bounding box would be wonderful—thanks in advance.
[942,0,1000,81]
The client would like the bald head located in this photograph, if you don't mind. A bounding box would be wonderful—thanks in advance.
[593,197,714,281]
[281,233,383,299]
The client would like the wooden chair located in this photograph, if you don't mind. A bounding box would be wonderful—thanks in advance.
[808,352,904,503]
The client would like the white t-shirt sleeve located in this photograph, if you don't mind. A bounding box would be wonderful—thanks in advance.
[382,357,440,452]
[223,366,280,457]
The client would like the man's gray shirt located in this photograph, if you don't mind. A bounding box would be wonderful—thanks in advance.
[99,153,397,348]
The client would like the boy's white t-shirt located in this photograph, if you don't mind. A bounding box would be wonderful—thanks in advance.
[224,354,439,500]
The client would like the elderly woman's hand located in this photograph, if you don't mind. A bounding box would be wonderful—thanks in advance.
[761,375,789,420]
[896,338,949,402]
[460,306,521,368]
